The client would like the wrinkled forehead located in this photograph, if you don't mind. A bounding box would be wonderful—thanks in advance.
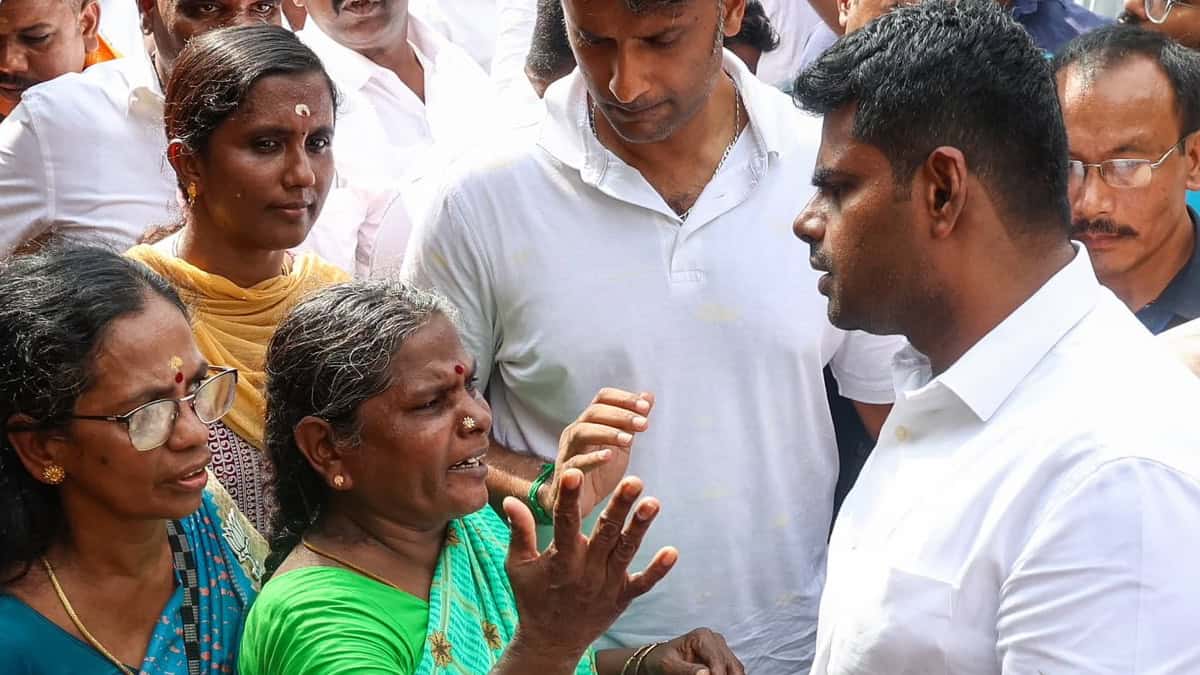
[0,0,82,29]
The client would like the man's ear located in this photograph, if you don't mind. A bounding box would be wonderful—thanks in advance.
[921,146,968,240]
[80,1,102,55]
[721,0,748,38]
[1183,133,1200,192]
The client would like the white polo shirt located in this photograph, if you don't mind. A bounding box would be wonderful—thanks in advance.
[298,15,501,224]
[0,56,177,255]
[812,248,1200,675]
[403,53,903,672]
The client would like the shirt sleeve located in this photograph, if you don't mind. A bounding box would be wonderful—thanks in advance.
[400,185,501,392]
[0,102,53,256]
[997,457,1200,673]
[828,329,903,405]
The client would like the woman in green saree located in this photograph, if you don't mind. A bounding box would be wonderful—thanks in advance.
[238,279,744,675]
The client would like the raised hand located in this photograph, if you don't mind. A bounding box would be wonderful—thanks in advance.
[545,388,655,518]
[503,469,676,666]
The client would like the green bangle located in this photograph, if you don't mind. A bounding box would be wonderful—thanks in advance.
[527,462,555,526]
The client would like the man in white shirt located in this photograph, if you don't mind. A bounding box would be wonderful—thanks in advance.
[792,1,1200,672]
[409,0,498,70]
[0,0,284,255]
[296,0,500,223]
[403,1,901,670]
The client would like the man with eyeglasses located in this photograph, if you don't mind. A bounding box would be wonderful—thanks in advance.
[1121,0,1200,47]
[1053,25,1200,334]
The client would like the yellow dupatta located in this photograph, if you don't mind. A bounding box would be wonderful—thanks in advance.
[126,245,349,449]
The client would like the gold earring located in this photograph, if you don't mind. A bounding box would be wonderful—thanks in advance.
[186,183,198,205]
[460,416,477,431]
[332,475,346,489]
[42,464,65,485]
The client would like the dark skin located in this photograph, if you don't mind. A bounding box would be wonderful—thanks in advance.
[301,0,425,101]
[137,0,282,88]
[0,0,100,113]
[1057,57,1200,312]
[565,0,747,216]
[282,316,743,674]
[794,104,1077,376]
[5,296,215,668]
[169,71,335,288]
[1121,0,1200,49]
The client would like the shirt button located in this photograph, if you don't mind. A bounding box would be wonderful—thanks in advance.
[894,425,911,442]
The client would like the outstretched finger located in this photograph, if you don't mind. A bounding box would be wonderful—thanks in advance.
[561,448,615,475]
[563,422,636,455]
[576,403,651,433]
[585,477,643,576]
[609,495,660,575]
[591,388,655,416]
[623,546,678,601]
[503,497,539,563]
[552,468,585,556]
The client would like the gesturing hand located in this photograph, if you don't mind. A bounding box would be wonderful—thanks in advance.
[547,388,655,518]
[643,629,746,675]
[504,469,677,662]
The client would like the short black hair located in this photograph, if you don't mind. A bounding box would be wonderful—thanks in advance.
[527,0,575,80]
[724,0,780,54]
[1052,25,1200,138]
[792,0,1070,235]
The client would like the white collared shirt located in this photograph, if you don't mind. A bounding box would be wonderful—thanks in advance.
[812,249,1200,675]
[403,52,904,672]
[298,15,500,224]
[0,56,177,255]
[410,0,498,70]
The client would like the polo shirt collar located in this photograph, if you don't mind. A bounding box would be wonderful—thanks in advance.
[1137,207,1200,331]
[895,244,1102,422]
[537,49,795,176]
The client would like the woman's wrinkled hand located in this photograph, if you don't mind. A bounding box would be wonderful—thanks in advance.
[504,469,676,661]
[643,628,746,675]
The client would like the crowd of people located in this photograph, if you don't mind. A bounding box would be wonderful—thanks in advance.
[1,0,1199,673]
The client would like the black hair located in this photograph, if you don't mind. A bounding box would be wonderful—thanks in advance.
[724,0,780,54]
[527,0,576,81]
[263,280,457,577]
[792,0,1071,235]
[1052,24,1200,138]
[165,24,338,172]
[0,245,187,585]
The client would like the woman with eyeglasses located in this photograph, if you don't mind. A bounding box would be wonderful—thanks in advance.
[126,24,350,534]
[0,245,265,674]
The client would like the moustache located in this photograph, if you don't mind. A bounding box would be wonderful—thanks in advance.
[0,74,36,92]
[1071,218,1139,239]
[809,248,834,274]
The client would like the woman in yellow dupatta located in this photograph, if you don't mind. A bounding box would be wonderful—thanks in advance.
[127,25,349,534]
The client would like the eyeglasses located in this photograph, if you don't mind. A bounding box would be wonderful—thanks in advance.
[1067,139,1185,193]
[1143,0,1193,22]
[70,367,238,451]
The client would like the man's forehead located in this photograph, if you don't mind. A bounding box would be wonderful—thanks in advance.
[0,0,79,25]
[1059,58,1183,153]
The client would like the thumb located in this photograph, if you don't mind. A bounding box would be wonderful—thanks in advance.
[656,652,710,675]
[503,496,539,562]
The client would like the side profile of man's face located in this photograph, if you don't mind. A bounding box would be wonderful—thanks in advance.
[1058,56,1200,284]
[0,0,99,112]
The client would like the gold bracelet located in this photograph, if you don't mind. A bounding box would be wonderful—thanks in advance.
[621,643,658,675]
[633,640,669,675]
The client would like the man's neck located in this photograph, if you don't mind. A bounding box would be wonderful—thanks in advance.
[178,221,290,288]
[592,74,742,210]
[355,12,425,102]
[910,238,1077,377]
[1102,213,1195,312]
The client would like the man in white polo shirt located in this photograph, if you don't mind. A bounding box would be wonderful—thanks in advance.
[296,0,500,224]
[402,0,902,670]
[793,1,1200,672]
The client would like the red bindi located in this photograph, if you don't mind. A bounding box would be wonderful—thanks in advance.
[454,364,465,375]
[175,372,184,383]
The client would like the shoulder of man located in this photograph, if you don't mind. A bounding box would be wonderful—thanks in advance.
[16,56,150,129]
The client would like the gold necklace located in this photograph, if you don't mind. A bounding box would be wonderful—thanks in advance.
[302,538,401,590]
[41,558,136,675]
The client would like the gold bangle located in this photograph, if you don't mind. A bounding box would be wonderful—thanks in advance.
[633,640,669,675]
[621,643,657,675]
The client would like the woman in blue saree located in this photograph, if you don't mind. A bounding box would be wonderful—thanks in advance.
[0,246,266,674]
